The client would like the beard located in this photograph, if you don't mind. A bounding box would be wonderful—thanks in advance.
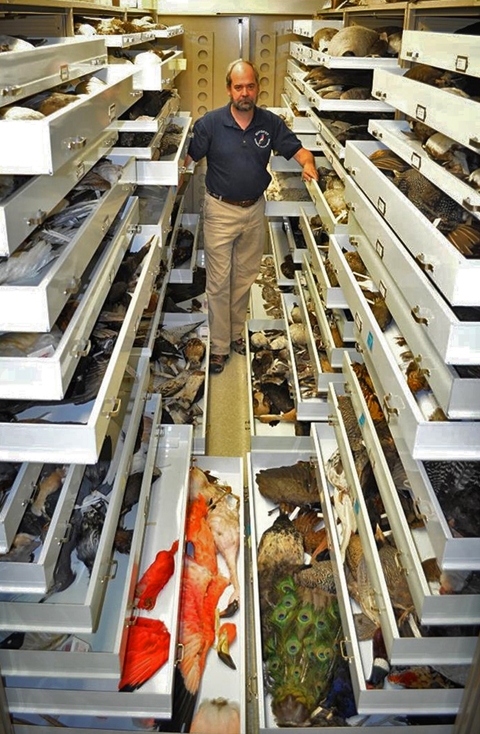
[231,97,256,112]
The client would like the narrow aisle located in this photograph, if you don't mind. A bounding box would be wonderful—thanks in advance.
[206,350,250,461]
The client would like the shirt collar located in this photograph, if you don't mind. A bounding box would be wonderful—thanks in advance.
[222,103,258,130]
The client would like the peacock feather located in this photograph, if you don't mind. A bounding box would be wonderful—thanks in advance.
[257,513,345,727]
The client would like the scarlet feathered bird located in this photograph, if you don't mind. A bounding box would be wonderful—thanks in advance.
[135,539,179,610]
[119,617,171,692]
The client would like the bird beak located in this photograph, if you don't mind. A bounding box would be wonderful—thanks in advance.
[217,627,237,670]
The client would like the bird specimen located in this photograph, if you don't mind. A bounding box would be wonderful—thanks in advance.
[0,34,35,52]
[255,460,319,507]
[423,460,480,539]
[369,150,480,257]
[326,25,388,57]
[257,511,345,727]
[119,617,171,692]
[190,697,240,734]
[312,26,339,52]
[135,539,179,611]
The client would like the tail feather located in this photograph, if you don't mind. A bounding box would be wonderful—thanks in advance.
[156,666,198,732]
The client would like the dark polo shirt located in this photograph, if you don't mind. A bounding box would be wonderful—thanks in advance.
[187,104,303,201]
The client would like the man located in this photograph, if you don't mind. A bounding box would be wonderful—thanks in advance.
[184,58,318,374]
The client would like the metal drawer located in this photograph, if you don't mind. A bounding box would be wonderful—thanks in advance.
[346,177,480,365]
[368,119,480,221]
[134,113,192,186]
[0,37,107,108]
[0,464,84,594]
[292,19,343,38]
[269,220,296,287]
[247,318,313,451]
[0,354,150,633]
[302,218,349,310]
[0,463,42,554]
[126,49,185,91]
[0,66,137,175]
[109,91,180,133]
[329,234,480,460]
[400,30,480,80]
[332,307,355,343]
[151,312,208,455]
[276,101,317,134]
[0,197,138,401]
[372,67,479,153]
[290,41,315,66]
[283,76,310,113]
[312,421,466,716]
[310,49,398,71]
[0,159,135,333]
[347,218,480,418]
[342,356,480,626]
[282,290,333,419]
[303,255,358,369]
[265,156,317,218]
[0,225,162,464]
[151,24,184,38]
[169,212,200,284]
[0,128,118,259]
[344,140,480,307]
[302,78,393,114]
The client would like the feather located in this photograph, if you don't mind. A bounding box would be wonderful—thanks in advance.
[0,240,56,286]
[119,617,171,691]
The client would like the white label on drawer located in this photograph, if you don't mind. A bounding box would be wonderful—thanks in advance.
[377,197,386,216]
[415,104,426,122]
[60,64,69,82]
[411,152,421,170]
[455,55,468,73]
[375,239,384,259]
[379,280,387,300]
[108,102,117,122]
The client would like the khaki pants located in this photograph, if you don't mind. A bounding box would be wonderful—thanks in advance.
[203,193,265,355]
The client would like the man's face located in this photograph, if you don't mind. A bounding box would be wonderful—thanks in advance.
[228,64,258,112]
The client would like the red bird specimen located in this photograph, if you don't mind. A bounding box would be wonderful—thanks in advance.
[135,539,179,611]
[119,617,171,691]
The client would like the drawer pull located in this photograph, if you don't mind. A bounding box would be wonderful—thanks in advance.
[73,339,91,358]
[462,197,480,213]
[26,209,47,227]
[411,305,429,325]
[130,90,143,98]
[247,673,259,701]
[469,137,480,150]
[175,642,185,664]
[0,84,22,97]
[102,559,118,583]
[64,136,87,151]
[101,214,111,233]
[382,393,399,422]
[339,638,354,661]
[63,276,81,295]
[455,55,468,73]
[108,397,121,417]
[414,253,434,272]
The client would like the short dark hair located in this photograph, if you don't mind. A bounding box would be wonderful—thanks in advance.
[226,59,260,88]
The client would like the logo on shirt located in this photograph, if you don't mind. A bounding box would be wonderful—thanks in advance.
[254,129,271,148]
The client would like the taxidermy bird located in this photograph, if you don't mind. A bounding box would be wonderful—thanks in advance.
[257,512,343,727]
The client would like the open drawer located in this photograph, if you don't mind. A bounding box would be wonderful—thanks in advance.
[129,49,186,91]
[372,67,479,153]
[346,218,480,419]
[344,139,480,307]
[0,197,138,401]
[329,234,480,459]
[400,30,480,78]
[341,356,480,626]
[134,113,192,186]
[346,177,480,366]
[0,354,150,634]
[0,159,135,333]
[168,212,200,284]
[312,420,467,717]
[0,128,118,259]
[0,463,43,554]
[0,65,137,176]
[0,226,163,464]
[0,37,107,107]
[265,156,316,218]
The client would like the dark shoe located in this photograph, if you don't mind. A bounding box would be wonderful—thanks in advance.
[230,337,246,355]
[209,353,229,374]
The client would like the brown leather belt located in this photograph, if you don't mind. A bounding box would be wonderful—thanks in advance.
[207,189,259,208]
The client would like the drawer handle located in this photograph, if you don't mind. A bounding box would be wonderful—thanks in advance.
[339,638,354,661]
[0,84,22,97]
[413,253,434,272]
[411,305,429,325]
[382,393,399,422]
[74,339,91,358]
[63,276,81,295]
[64,136,87,151]
[462,197,480,213]
[102,559,118,583]
[469,137,480,150]
[108,397,122,417]
[26,209,47,226]
[130,90,143,98]
[101,214,111,233]
[247,673,259,702]
[175,642,185,664]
